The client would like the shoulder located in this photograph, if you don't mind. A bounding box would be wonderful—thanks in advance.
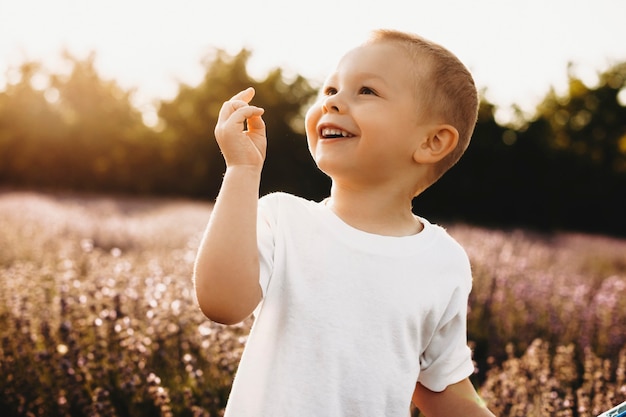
[420,218,473,289]
[259,192,321,210]
[258,192,322,223]
[420,218,467,256]
[259,191,307,205]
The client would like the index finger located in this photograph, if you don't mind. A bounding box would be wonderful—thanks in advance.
[218,87,257,121]
[229,87,255,103]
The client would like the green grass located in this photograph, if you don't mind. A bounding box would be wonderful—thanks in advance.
[0,191,624,417]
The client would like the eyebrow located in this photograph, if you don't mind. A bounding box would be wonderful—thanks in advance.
[325,72,389,85]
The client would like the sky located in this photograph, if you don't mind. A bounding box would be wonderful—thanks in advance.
[1,0,625,125]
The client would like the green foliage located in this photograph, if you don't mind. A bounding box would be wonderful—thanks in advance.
[536,62,626,172]
[1,193,624,417]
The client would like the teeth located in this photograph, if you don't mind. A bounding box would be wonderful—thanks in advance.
[321,128,352,138]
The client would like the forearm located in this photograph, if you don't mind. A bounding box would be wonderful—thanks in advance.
[412,379,495,417]
[194,165,263,324]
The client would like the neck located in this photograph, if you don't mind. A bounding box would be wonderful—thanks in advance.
[325,182,423,237]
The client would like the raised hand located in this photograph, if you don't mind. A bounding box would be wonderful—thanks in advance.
[214,87,267,170]
[195,88,266,325]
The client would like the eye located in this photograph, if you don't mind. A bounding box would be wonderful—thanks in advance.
[359,86,377,95]
[323,86,338,96]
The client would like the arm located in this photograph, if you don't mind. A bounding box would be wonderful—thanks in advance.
[412,378,495,417]
[194,88,266,325]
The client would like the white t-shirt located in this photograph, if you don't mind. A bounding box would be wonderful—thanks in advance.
[223,192,474,417]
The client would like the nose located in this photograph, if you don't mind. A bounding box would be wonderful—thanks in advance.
[322,92,344,114]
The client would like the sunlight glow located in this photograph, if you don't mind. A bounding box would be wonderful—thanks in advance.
[141,109,160,128]
[1,0,625,118]
[43,87,60,103]
[4,67,22,87]
[29,72,48,91]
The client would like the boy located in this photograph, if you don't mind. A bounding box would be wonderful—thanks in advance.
[194,29,496,417]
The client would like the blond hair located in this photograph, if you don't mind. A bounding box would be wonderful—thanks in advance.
[367,29,479,185]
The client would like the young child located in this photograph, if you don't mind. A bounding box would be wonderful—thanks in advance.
[194,29,496,417]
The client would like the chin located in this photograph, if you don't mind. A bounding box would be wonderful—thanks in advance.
[310,156,333,178]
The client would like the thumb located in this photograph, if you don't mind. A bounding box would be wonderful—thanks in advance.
[246,111,265,131]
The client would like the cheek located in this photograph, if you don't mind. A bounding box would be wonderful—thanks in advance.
[304,106,319,157]
[304,105,321,137]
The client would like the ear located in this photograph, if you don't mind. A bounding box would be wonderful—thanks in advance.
[413,124,459,164]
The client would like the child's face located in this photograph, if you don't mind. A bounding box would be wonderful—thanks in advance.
[305,41,432,188]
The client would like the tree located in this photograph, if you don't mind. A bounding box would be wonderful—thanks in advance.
[524,62,626,233]
[0,52,173,193]
[2,49,624,235]
[534,62,626,174]
[0,61,65,186]
[49,51,156,192]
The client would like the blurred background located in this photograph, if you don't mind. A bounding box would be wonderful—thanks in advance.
[1,0,625,236]
[2,2,626,416]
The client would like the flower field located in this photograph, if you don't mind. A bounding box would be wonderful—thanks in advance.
[0,191,624,417]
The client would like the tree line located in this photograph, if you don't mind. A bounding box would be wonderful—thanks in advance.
[0,49,624,236]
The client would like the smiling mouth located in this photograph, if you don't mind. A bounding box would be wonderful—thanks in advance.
[320,127,355,139]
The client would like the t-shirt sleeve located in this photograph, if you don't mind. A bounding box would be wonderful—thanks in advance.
[417,281,474,392]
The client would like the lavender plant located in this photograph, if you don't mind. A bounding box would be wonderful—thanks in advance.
[0,192,624,416]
